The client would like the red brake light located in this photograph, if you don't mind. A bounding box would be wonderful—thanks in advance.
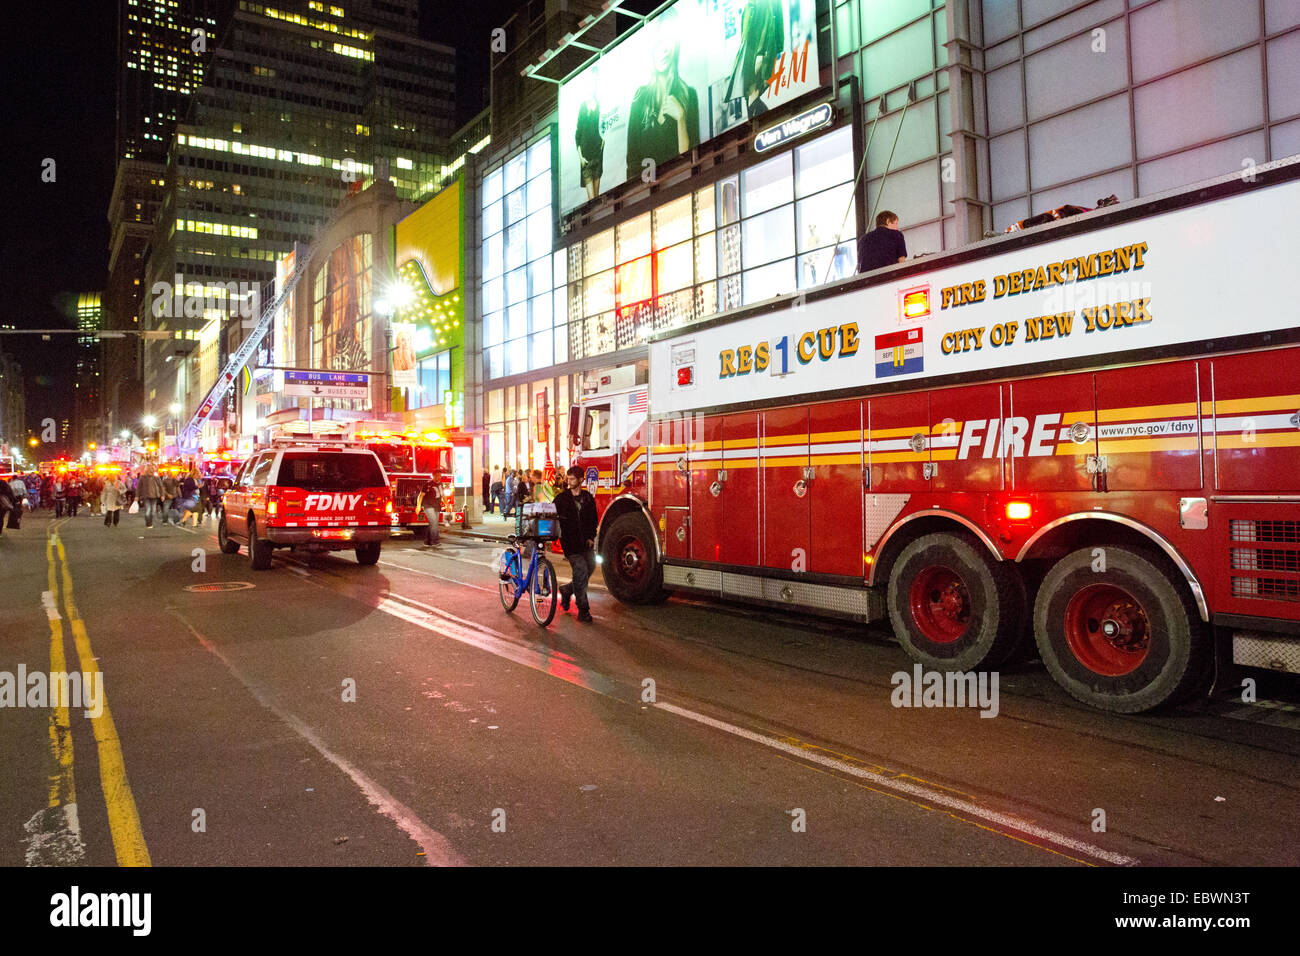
[677,367,693,386]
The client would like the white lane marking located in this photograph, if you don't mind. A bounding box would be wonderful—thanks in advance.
[378,560,492,592]
[41,591,62,621]
[370,589,1131,865]
[388,548,609,592]
[22,804,84,866]
[288,566,310,578]
[168,610,463,867]
[651,702,1137,866]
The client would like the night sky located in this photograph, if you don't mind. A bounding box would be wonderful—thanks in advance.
[2,0,517,446]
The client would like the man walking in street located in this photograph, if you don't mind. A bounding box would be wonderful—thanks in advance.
[160,470,180,525]
[417,473,443,547]
[556,465,598,623]
[136,465,163,528]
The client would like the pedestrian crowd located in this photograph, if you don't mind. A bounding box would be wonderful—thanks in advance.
[482,465,564,519]
[0,466,234,535]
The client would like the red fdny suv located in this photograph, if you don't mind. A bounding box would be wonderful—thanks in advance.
[218,441,395,570]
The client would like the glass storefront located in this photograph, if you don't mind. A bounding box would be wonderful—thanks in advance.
[561,125,857,363]
[484,374,582,475]
[481,136,556,380]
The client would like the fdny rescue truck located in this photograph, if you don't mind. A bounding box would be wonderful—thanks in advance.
[571,156,1300,713]
[342,423,464,542]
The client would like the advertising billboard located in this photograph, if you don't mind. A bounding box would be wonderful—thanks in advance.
[558,0,820,215]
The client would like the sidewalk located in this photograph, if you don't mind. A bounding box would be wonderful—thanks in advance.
[446,511,520,543]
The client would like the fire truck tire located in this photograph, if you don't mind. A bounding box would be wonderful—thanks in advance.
[217,512,240,554]
[600,512,665,604]
[356,542,381,565]
[1034,546,1210,713]
[887,532,1024,673]
[248,519,273,571]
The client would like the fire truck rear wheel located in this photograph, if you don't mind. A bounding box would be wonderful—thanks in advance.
[1034,546,1210,713]
[356,542,381,566]
[248,519,273,571]
[600,512,666,604]
[887,532,1024,673]
[217,512,240,554]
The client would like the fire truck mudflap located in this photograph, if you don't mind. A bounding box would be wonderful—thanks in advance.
[575,156,1300,713]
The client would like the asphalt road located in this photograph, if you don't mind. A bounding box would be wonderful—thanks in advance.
[2,508,1298,867]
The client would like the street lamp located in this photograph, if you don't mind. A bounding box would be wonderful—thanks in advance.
[142,414,157,429]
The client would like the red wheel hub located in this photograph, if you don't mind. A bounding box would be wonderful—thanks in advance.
[1064,584,1150,676]
[617,536,647,583]
[908,565,970,644]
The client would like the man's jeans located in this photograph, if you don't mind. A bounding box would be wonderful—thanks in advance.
[141,498,162,527]
[423,507,441,544]
[564,548,597,612]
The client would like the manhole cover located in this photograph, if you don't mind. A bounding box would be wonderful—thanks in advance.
[185,582,255,592]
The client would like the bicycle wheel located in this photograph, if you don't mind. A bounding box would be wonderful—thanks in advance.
[499,549,521,612]
[530,555,558,627]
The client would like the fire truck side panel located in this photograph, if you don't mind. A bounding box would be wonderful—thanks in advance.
[929,383,1005,494]
[688,415,724,563]
[651,416,690,559]
[1209,346,1300,620]
[1211,348,1300,494]
[1095,360,1203,491]
[761,406,810,570]
[722,413,761,566]
[866,391,930,492]
[809,400,865,577]
[1006,372,1097,491]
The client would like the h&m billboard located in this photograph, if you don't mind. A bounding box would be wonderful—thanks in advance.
[558,0,820,215]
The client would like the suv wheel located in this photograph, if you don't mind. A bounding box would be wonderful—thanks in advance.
[248,518,273,571]
[356,542,381,565]
[217,511,240,554]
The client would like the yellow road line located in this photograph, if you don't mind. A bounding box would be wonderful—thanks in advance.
[45,531,75,811]
[53,532,152,867]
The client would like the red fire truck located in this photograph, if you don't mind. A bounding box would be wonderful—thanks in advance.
[344,424,464,542]
[570,156,1300,713]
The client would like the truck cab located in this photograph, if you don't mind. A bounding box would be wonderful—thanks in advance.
[568,368,663,603]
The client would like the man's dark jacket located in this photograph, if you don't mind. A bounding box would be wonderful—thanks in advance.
[554,489,598,555]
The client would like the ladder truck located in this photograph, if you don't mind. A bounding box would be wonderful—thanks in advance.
[570,156,1300,713]
[176,243,309,455]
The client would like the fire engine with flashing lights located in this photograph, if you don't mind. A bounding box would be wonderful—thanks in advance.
[569,157,1300,714]
[342,424,464,543]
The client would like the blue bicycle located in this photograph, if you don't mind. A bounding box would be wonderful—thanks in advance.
[499,532,559,626]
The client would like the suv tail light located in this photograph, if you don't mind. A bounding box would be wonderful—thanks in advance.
[267,490,280,517]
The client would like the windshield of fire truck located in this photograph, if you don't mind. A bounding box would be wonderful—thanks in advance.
[369,443,415,474]
[414,446,450,474]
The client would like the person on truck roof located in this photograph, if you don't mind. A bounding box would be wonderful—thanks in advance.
[857,210,908,273]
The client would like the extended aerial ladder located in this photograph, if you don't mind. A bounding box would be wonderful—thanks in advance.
[176,243,308,454]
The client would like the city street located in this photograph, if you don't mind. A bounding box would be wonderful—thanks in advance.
[2,510,1298,868]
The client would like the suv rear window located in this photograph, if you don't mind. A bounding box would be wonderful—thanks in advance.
[274,452,385,490]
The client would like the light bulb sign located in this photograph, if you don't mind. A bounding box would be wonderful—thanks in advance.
[754,101,833,153]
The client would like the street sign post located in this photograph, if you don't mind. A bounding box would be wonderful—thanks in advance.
[283,370,370,400]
